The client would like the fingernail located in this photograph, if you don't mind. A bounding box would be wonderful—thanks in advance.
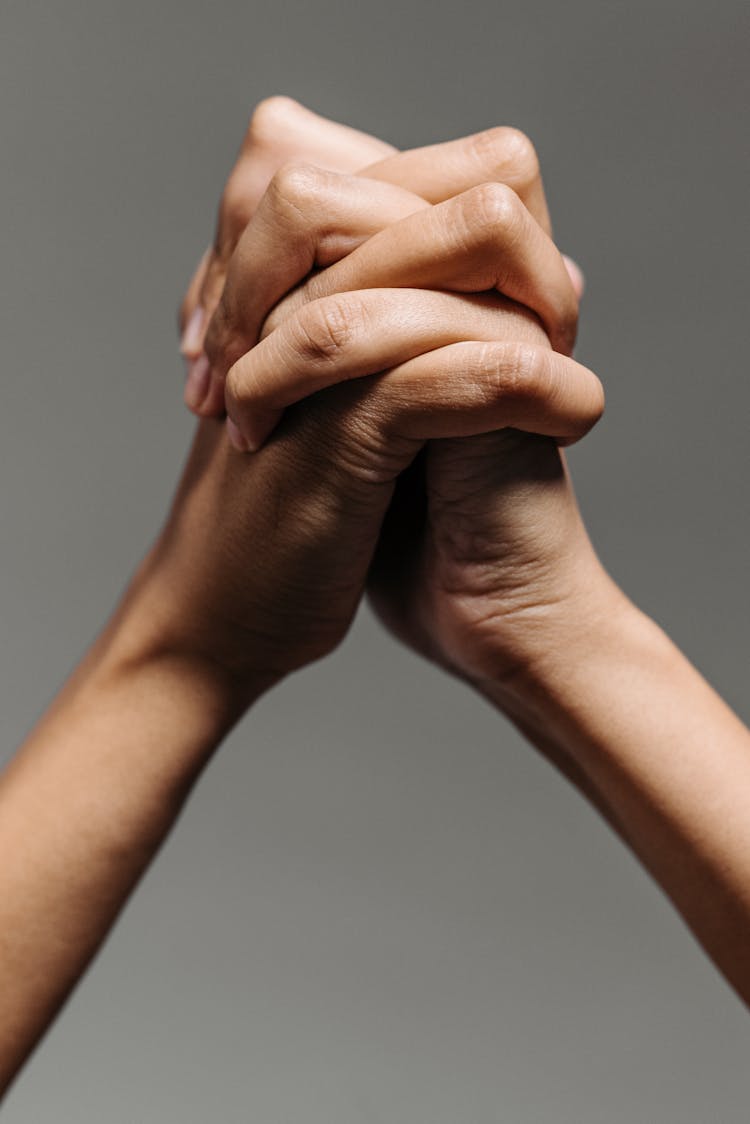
[180,306,206,357]
[562,255,585,299]
[226,417,250,452]
[183,354,211,410]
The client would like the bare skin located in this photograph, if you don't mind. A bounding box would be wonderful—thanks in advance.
[0,109,600,1097]
[2,95,749,1102]
[189,99,750,1008]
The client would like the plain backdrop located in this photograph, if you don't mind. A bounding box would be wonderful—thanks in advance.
[1,0,749,1120]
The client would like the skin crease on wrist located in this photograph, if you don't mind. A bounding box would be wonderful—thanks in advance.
[2,95,750,1106]
[177,99,750,1014]
[0,102,607,1095]
[178,98,606,694]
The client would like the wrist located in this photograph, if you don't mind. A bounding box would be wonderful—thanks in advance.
[78,548,280,745]
[479,575,670,768]
[472,565,643,717]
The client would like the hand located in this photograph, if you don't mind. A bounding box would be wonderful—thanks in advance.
[180,98,560,424]
[179,97,395,414]
[4,108,567,1088]
[178,103,750,1020]
[217,177,579,452]
[155,127,606,694]
[186,106,609,698]
[211,173,577,451]
[146,315,598,697]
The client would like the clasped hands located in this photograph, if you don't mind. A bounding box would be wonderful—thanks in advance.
[148,97,619,712]
[5,97,750,1099]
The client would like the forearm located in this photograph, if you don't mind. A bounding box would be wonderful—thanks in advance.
[482,585,750,1004]
[0,555,267,1096]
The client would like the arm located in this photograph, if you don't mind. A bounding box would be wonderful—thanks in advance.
[483,584,750,1004]
[0,103,399,1093]
[0,124,595,1091]
[201,106,750,1008]
[0,570,256,1093]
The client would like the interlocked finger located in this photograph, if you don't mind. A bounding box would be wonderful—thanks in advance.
[362,126,551,233]
[181,96,395,364]
[266,183,577,357]
[225,286,599,452]
[371,342,604,445]
[193,167,428,415]
[226,288,541,449]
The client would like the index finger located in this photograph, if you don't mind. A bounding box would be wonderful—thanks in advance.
[360,126,552,234]
[182,97,395,360]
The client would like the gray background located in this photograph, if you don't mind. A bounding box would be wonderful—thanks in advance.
[1,0,749,1119]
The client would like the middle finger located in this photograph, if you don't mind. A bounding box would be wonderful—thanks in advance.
[267,183,577,357]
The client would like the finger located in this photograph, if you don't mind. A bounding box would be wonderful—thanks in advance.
[181,248,215,412]
[367,342,604,446]
[361,126,551,234]
[226,288,543,450]
[269,183,578,357]
[179,247,211,348]
[188,97,395,357]
[562,254,585,300]
[227,337,603,453]
[194,166,428,416]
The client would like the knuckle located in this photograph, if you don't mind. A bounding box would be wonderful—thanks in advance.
[467,126,541,191]
[468,125,510,164]
[292,297,355,364]
[245,95,299,146]
[460,182,521,242]
[269,161,326,216]
[496,126,541,185]
[480,341,541,402]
